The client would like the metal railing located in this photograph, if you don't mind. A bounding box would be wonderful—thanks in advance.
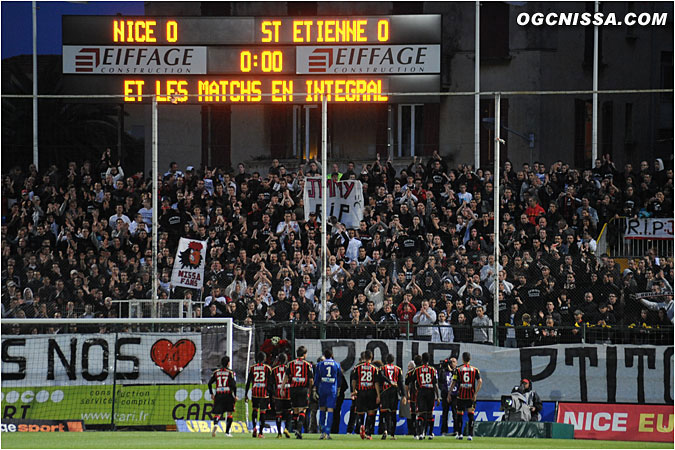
[109,298,196,319]
[3,318,670,348]
[250,321,674,351]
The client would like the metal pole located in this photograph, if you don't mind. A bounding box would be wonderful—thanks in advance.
[321,97,328,323]
[109,331,119,431]
[151,96,159,317]
[32,0,38,170]
[410,106,416,157]
[387,105,393,160]
[227,318,233,364]
[592,0,599,164]
[474,0,481,170]
[493,93,501,346]
[244,323,252,423]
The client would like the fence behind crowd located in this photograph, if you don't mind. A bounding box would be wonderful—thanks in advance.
[252,321,673,350]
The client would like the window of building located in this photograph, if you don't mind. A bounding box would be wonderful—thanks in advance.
[480,98,509,165]
[480,2,510,60]
[624,103,635,154]
[292,105,324,161]
[395,104,424,157]
[574,99,592,167]
[661,51,673,102]
[602,101,613,158]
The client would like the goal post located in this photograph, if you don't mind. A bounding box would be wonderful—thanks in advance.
[0,318,253,430]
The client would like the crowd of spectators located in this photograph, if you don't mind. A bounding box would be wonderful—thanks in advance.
[2,148,673,346]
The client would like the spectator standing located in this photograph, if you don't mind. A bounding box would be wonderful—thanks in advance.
[412,300,437,341]
[471,306,493,344]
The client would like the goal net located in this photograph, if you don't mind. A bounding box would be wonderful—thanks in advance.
[0,318,253,430]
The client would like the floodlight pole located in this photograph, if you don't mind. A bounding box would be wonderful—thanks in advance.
[592,0,599,164]
[492,93,501,346]
[151,96,159,317]
[321,96,328,323]
[474,0,481,170]
[32,0,38,170]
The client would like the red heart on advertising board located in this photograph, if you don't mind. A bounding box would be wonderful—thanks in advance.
[150,339,196,379]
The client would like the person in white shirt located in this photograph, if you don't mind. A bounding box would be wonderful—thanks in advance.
[345,229,362,262]
[129,213,147,236]
[457,184,472,205]
[204,287,227,309]
[138,198,153,230]
[105,164,125,185]
[486,270,514,296]
[275,212,300,237]
[413,300,437,340]
[479,254,503,282]
[109,204,131,227]
[431,311,454,343]
[364,273,384,311]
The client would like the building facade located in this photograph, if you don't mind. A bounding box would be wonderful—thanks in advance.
[134,1,672,173]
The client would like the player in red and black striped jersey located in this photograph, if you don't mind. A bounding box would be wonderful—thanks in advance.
[208,356,238,437]
[270,353,292,439]
[412,352,439,440]
[350,350,381,440]
[449,352,482,441]
[379,353,405,440]
[245,351,272,438]
[282,346,314,439]
[405,354,422,438]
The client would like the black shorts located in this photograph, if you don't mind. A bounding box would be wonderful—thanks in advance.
[456,398,475,412]
[213,393,236,415]
[252,397,269,410]
[380,389,399,412]
[274,398,291,413]
[290,387,309,409]
[416,389,436,413]
[355,389,377,413]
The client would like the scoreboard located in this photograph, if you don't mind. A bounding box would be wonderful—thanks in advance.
[61,15,441,104]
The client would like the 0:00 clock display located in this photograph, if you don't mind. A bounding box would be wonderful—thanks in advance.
[240,50,284,73]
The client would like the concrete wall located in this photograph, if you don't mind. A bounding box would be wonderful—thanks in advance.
[143,105,203,175]
[231,105,269,163]
[330,105,380,160]
[139,1,672,173]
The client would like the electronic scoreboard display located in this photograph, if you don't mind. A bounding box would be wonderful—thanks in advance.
[61,15,441,103]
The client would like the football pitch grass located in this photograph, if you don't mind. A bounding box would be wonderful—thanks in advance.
[1,432,671,449]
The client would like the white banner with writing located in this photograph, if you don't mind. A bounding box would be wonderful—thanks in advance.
[296,339,674,405]
[296,45,441,74]
[303,177,364,229]
[2,334,202,387]
[171,238,207,289]
[63,46,207,74]
[624,218,674,240]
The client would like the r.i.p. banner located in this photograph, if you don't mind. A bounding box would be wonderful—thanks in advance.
[171,238,207,289]
[303,177,364,229]
[624,218,674,240]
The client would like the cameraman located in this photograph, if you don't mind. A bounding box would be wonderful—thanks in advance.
[439,357,458,436]
[517,379,542,421]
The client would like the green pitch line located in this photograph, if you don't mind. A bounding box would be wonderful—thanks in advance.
[1,432,671,449]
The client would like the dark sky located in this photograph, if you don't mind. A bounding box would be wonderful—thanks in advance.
[1,1,145,59]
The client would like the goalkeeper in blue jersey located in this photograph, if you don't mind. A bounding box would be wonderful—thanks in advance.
[313,349,342,440]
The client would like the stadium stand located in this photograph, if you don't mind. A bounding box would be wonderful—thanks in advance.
[1,152,673,346]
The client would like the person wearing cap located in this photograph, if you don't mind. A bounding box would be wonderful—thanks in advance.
[569,310,587,343]
[513,379,542,421]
